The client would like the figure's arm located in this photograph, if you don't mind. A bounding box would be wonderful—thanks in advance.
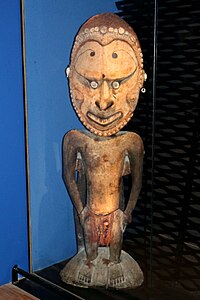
[124,135,144,223]
[62,132,84,215]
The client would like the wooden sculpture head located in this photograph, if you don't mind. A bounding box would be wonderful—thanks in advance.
[67,13,146,137]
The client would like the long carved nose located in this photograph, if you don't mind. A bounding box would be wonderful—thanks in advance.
[95,81,114,111]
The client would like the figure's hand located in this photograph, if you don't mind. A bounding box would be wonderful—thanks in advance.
[123,211,132,225]
[122,211,132,232]
[79,206,89,227]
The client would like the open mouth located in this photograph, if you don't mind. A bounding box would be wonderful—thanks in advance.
[87,111,122,126]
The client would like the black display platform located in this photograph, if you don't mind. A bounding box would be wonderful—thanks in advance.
[13,262,200,300]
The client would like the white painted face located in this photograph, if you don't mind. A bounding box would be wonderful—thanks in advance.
[69,39,143,136]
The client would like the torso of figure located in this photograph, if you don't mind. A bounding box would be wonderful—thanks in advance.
[66,130,141,215]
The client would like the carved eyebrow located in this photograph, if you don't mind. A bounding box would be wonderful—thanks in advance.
[111,66,138,83]
[75,66,138,85]
[75,66,104,82]
[74,69,101,87]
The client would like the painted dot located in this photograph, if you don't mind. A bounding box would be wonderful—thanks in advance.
[100,26,107,34]
[119,27,125,34]
[112,52,118,59]
[90,51,95,57]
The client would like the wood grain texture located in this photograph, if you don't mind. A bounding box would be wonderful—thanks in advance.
[0,284,39,300]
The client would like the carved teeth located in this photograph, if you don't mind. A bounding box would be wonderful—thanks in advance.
[87,112,122,126]
[71,102,135,136]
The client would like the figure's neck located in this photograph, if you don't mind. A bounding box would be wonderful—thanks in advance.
[80,129,127,141]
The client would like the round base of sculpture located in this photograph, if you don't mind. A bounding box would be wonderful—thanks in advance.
[60,248,143,289]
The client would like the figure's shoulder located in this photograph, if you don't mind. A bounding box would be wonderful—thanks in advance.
[63,129,93,145]
[63,129,83,145]
[124,131,141,139]
[64,129,79,138]
[129,132,143,146]
[119,131,143,144]
[119,131,144,153]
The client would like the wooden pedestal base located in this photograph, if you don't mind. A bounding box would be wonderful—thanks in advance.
[60,248,143,289]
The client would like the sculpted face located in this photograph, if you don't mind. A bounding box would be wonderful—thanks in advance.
[68,14,146,136]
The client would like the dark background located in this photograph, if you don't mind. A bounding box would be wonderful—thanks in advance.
[116,0,200,295]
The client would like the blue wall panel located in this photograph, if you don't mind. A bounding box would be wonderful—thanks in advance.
[23,0,116,271]
[0,0,29,284]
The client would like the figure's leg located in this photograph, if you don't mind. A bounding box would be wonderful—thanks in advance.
[102,209,124,265]
[107,210,125,287]
[84,236,98,266]
[78,215,98,285]
[109,209,124,263]
[83,216,98,264]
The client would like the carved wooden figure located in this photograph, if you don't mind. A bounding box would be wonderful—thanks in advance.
[60,13,146,289]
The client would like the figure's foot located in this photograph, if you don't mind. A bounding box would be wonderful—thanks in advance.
[102,258,111,265]
[60,248,143,289]
[108,263,125,288]
[77,261,94,285]
[85,259,94,268]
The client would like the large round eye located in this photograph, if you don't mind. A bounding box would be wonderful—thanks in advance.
[90,81,98,89]
[111,81,120,89]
